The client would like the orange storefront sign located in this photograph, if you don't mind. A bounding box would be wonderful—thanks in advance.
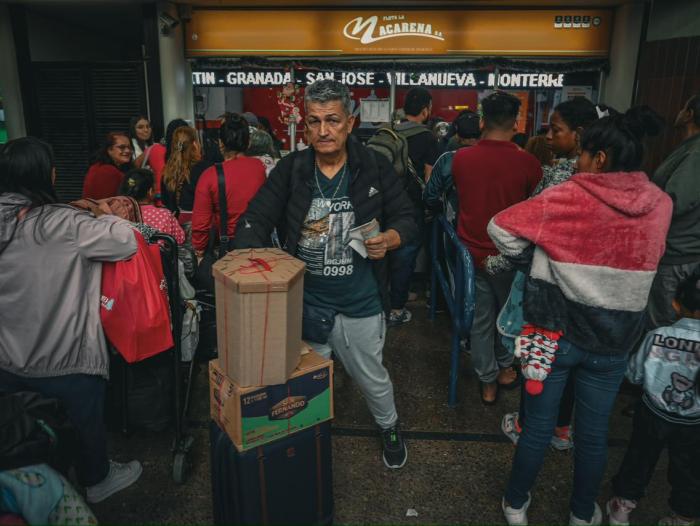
[186,9,612,58]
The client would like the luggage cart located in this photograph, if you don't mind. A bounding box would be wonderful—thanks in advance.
[150,233,197,484]
[113,233,197,483]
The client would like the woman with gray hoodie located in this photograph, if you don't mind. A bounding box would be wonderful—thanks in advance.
[0,137,142,504]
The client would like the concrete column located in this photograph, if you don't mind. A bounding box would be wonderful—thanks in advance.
[204,87,226,120]
[0,4,27,139]
[158,2,194,126]
[603,1,645,110]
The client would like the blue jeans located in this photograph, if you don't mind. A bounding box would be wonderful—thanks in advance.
[504,339,629,521]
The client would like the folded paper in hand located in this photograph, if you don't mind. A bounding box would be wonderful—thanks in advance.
[347,218,380,258]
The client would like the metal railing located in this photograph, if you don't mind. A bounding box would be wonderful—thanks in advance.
[429,215,476,407]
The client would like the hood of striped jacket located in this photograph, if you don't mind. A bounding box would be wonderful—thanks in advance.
[571,171,664,217]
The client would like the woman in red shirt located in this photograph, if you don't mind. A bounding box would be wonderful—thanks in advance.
[82,132,133,199]
[192,114,266,256]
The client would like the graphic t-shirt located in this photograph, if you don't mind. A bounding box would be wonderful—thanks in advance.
[296,164,382,318]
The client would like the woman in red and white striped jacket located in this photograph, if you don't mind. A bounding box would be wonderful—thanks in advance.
[491,107,673,526]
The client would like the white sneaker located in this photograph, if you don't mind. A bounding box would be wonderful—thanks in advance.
[501,412,521,446]
[606,497,637,526]
[570,502,602,525]
[86,460,143,503]
[388,308,412,326]
[550,425,574,451]
[502,494,531,526]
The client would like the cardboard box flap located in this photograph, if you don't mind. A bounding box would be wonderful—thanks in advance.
[213,248,305,293]
[296,347,329,371]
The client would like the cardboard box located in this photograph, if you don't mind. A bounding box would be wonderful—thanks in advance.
[209,348,334,451]
[213,248,305,386]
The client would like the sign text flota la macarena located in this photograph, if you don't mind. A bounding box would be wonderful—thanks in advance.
[191,70,566,89]
[342,15,445,44]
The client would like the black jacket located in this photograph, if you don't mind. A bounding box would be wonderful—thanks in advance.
[233,135,417,313]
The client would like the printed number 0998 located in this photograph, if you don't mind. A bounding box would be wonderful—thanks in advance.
[323,265,353,277]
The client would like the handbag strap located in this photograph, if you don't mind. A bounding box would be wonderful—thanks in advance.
[215,163,229,258]
[140,145,153,168]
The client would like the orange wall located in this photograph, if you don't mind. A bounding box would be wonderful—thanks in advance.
[186,9,612,57]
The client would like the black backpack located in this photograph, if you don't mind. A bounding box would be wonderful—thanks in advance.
[0,391,78,471]
[367,122,428,190]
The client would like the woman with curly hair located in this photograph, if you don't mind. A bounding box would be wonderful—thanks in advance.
[161,125,203,219]
[161,125,210,274]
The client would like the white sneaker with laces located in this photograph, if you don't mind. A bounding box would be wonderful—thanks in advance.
[502,494,531,526]
[606,496,637,526]
[388,308,412,326]
[570,502,602,526]
[501,412,521,446]
[86,460,143,504]
[550,426,574,451]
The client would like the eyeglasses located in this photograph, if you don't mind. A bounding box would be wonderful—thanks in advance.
[113,145,132,151]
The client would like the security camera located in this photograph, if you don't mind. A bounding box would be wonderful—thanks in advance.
[159,12,179,35]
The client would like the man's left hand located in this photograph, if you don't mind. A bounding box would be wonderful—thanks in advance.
[364,229,401,260]
[365,234,388,260]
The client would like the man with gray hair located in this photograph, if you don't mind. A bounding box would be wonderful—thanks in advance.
[234,79,416,468]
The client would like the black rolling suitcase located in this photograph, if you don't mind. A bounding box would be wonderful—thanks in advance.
[210,421,333,525]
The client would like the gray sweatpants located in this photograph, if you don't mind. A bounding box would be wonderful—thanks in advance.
[470,269,516,383]
[647,261,700,329]
[309,313,398,430]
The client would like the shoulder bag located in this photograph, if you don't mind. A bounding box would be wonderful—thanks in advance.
[194,163,230,292]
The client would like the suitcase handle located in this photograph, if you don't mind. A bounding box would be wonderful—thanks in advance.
[257,447,269,525]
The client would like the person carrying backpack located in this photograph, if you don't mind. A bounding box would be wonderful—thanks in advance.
[369,88,440,326]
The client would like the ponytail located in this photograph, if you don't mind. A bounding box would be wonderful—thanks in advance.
[579,105,664,172]
[119,168,154,201]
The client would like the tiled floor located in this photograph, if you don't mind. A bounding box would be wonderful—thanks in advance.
[92,303,673,524]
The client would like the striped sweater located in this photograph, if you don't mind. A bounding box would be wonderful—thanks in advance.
[487,171,673,355]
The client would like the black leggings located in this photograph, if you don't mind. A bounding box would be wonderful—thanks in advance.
[613,400,700,518]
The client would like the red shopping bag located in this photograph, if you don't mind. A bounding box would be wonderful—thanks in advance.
[100,231,173,363]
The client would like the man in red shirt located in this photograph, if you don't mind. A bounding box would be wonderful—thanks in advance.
[452,91,542,404]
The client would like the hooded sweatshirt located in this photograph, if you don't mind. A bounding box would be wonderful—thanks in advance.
[487,172,673,355]
[651,132,700,264]
[0,193,137,378]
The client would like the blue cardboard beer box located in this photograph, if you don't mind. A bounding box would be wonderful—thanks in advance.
[209,346,333,451]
